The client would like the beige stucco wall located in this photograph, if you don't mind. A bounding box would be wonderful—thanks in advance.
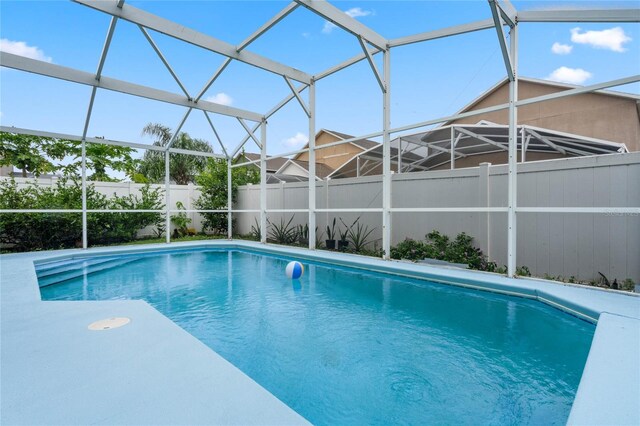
[296,131,364,171]
[450,80,640,151]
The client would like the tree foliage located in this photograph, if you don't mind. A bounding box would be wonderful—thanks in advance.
[0,133,69,177]
[79,142,139,181]
[136,123,214,185]
[0,132,139,181]
[0,178,164,251]
[194,158,259,234]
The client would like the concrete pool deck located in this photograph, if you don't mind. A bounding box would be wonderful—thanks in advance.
[1,240,639,425]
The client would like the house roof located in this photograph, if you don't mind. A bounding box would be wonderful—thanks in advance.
[376,122,627,172]
[320,129,379,150]
[328,143,423,178]
[238,152,287,172]
[266,174,309,183]
[276,159,334,179]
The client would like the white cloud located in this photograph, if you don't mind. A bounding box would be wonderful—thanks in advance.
[345,7,372,18]
[322,7,372,34]
[570,27,631,52]
[0,38,52,62]
[322,22,336,34]
[546,66,592,85]
[551,42,573,55]
[205,92,233,106]
[283,132,308,148]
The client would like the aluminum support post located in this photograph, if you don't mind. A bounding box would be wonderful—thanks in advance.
[382,50,392,259]
[80,14,118,249]
[80,88,97,250]
[520,128,526,163]
[450,127,455,170]
[308,80,316,249]
[260,120,267,244]
[81,139,88,249]
[165,150,171,243]
[507,25,518,276]
[227,157,232,239]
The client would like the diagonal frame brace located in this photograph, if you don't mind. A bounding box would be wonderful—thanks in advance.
[283,76,310,117]
[293,0,387,51]
[357,36,386,93]
[83,14,120,139]
[195,58,232,103]
[488,0,514,81]
[74,0,312,84]
[237,118,262,150]
[456,126,509,151]
[195,2,302,104]
[166,108,192,149]
[525,127,567,155]
[237,2,299,52]
[95,16,119,81]
[202,111,229,158]
[234,82,308,155]
[139,26,192,100]
[497,0,516,28]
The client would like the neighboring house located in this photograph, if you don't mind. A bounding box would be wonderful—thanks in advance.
[342,77,639,174]
[275,159,334,180]
[235,152,287,174]
[448,77,640,149]
[294,130,378,172]
[239,129,381,182]
[241,78,639,179]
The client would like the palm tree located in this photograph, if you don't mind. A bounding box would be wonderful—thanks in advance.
[137,123,214,185]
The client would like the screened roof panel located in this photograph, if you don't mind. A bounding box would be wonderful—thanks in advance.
[339,123,629,174]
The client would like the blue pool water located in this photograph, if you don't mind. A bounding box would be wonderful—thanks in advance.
[39,250,595,425]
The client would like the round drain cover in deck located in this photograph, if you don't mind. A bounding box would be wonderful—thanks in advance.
[88,317,130,331]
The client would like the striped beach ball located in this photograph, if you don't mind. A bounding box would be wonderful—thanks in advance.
[285,261,304,279]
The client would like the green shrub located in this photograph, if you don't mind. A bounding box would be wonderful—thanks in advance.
[390,230,513,274]
[390,238,433,260]
[194,158,259,235]
[622,279,636,292]
[170,201,192,238]
[0,178,164,251]
[267,216,298,245]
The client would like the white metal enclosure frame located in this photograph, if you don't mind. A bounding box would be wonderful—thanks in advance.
[0,1,639,277]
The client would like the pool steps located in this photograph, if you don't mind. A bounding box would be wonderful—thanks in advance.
[36,256,141,287]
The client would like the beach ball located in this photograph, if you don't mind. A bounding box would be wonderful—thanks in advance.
[285,261,304,279]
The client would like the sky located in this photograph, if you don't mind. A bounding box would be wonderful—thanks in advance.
[1,0,639,163]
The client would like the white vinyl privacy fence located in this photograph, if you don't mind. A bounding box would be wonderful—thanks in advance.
[236,153,640,283]
[5,152,638,281]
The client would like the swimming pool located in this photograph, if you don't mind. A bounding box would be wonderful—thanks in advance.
[38,248,595,425]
